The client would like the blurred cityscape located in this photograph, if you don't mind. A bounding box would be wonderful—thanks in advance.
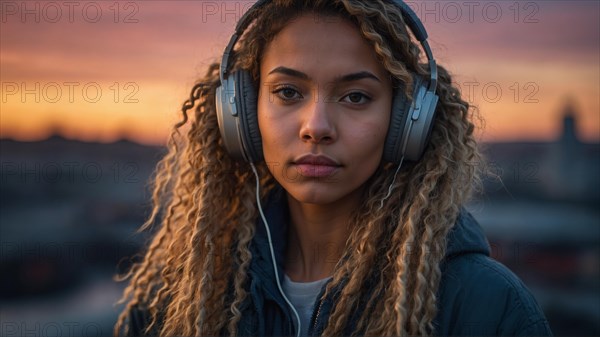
[1,103,598,336]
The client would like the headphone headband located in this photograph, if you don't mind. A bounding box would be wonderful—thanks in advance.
[219,0,437,91]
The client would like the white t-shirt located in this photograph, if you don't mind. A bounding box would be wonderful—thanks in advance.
[282,273,332,337]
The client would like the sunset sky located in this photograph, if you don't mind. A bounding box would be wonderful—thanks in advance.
[1,0,598,145]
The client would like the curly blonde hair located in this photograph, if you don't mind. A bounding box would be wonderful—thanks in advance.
[113,1,482,336]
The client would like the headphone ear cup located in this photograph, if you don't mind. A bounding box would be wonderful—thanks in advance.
[383,75,438,163]
[404,88,438,161]
[216,75,245,162]
[235,70,263,162]
[383,85,411,164]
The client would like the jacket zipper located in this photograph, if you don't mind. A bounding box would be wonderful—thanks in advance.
[310,298,324,336]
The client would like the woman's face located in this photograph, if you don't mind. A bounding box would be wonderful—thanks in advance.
[258,13,393,205]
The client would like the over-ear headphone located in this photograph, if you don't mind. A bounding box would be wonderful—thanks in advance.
[216,0,439,164]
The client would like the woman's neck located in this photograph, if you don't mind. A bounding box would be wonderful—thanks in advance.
[284,189,362,282]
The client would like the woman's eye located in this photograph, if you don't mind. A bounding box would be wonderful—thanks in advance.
[272,86,302,101]
[342,92,371,104]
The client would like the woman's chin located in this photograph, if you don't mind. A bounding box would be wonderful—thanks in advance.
[285,186,340,206]
[283,182,365,208]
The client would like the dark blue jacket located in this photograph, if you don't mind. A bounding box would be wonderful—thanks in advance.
[126,191,553,336]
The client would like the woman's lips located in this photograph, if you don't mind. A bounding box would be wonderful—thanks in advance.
[293,164,340,178]
[291,154,341,178]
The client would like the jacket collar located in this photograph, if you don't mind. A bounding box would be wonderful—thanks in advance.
[445,207,491,259]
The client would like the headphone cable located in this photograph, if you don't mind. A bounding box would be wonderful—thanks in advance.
[250,163,302,337]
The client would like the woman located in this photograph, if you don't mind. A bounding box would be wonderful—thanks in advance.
[114,1,553,336]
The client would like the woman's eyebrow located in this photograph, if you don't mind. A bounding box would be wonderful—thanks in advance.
[267,66,309,80]
[335,71,381,83]
[267,66,381,83]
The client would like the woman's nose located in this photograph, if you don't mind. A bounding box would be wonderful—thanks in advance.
[298,98,337,144]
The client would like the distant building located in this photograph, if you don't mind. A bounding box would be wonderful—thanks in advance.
[479,100,599,204]
[544,101,597,202]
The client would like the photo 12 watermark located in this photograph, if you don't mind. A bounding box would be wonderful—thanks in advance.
[199,1,254,24]
[1,82,140,104]
[1,161,141,184]
[404,1,540,24]
[1,240,140,265]
[456,81,540,104]
[1,1,140,24]
[1,321,103,337]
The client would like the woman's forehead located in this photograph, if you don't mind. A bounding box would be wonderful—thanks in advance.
[260,14,390,83]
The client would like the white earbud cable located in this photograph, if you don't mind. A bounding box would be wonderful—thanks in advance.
[250,163,302,337]
[378,156,404,211]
